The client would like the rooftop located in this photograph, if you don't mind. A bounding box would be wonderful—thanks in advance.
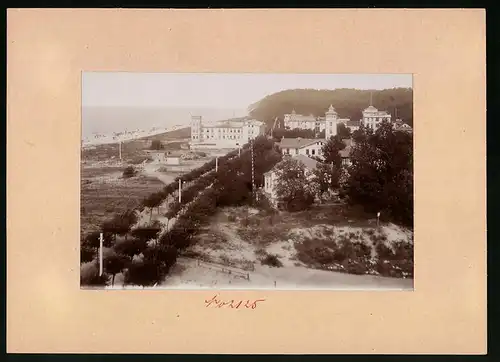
[293,154,319,170]
[265,154,319,175]
[278,138,323,149]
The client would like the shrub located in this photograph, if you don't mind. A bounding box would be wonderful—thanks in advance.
[104,253,129,286]
[376,243,394,259]
[124,259,161,286]
[80,261,110,287]
[123,166,136,178]
[113,238,148,258]
[261,253,283,268]
[80,246,95,263]
[346,260,368,275]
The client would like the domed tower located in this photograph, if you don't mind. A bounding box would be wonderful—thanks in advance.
[325,104,338,140]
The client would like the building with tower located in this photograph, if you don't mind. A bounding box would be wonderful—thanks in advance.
[283,105,339,139]
[325,104,338,139]
[361,105,392,131]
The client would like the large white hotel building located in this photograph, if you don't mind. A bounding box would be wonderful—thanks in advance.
[190,115,266,149]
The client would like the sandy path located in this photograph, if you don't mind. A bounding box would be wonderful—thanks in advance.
[142,163,177,185]
[159,257,413,290]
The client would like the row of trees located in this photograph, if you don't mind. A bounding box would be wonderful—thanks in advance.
[159,136,282,251]
[81,137,281,287]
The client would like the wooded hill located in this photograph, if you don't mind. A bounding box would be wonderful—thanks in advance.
[248,88,413,128]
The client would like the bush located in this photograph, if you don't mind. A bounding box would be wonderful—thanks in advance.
[80,261,110,287]
[261,253,283,268]
[345,259,368,275]
[80,246,95,263]
[123,166,136,178]
[113,238,148,258]
[124,259,161,286]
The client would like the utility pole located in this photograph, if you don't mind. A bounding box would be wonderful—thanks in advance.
[377,211,381,228]
[251,138,255,202]
[119,141,122,161]
[178,179,182,203]
[215,156,218,172]
[99,232,104,276]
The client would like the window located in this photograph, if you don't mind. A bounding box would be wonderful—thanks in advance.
[295,149,299,155]
[312,149,315,155]
[306,149,310,155]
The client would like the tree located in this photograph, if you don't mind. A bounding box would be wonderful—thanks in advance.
[312,162,342,201]
[321,135,346,167]
[105,209,138,241]
[104,253,128,286]
[143,244,178,277]
[316,130,326,139]
[80,261,110,287]
[123,166,136,178]
[82,231,113,255]
[344,120,413,226]
[113,237,148,258]
[80,245,95,263]
[124,259,161,287]
[142,192,164,221]
[130,226,161,244]
[274,158,315,212]
[337,123,351,139]
[150,140,163,150]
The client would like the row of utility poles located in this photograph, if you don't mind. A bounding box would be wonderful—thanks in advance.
[98,140,255,277]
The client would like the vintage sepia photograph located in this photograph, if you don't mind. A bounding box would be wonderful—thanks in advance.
[80,72,414,290]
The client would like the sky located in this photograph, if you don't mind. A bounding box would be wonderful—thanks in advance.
[82,73,412,109]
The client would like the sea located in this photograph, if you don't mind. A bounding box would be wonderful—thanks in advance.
[81,106,248,139]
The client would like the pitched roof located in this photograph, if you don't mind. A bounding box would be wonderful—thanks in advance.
[293,154,319,170]
[264,154,319,176]
[278,138,323,149]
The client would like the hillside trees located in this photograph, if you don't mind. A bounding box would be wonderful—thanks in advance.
[248,88,413,129]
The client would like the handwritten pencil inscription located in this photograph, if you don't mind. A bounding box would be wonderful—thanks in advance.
[204,294,266,309]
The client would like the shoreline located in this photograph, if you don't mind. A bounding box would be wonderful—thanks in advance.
[82,125,188,148]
